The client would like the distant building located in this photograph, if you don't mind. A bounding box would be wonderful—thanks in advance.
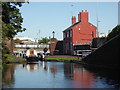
[63,10,97,55]
[13,36,50,54]
[14,36,37,44]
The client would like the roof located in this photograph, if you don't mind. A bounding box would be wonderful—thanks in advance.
[63,21,80,32]
[88,22,97,28]
[14,36,36,42]
[63,21,97,32]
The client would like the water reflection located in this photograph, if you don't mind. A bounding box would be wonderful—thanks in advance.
[2,64,15,88]
[73,65,94,88]
[64,63,95,88]
[2,61,119,88]
[26,63,38,72]
[50,65,57,78]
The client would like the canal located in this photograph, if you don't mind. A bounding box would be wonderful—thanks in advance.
[2,61,119,88]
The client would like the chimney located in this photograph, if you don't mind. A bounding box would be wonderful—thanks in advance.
[78,12,81,21]
[72,16,76,24]
[78,10,88,22]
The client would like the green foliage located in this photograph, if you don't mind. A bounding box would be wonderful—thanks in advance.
[2,2,26,38]
[38,37,50,44]
[1,2,27,61]
[2,45,10,61]
[107,25,120,41]
[4,54,14,61]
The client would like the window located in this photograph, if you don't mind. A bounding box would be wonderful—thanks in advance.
[70,30,72,37]
[67,31,69,37]
[63,32,65,38]
[92,31,94,37]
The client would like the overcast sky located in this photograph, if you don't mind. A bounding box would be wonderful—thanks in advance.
[17,2,118,40]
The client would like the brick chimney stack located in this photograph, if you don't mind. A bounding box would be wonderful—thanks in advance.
[72,16,76,24]
[78,10,88,22]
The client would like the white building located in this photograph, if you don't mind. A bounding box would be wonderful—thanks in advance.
[13,36,38,44]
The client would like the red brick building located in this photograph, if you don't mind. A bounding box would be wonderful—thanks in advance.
[63,10,97,55]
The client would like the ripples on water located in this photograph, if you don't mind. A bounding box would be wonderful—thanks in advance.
[2,61,119,88]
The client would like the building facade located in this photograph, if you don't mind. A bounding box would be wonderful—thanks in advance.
[63,10,97,55]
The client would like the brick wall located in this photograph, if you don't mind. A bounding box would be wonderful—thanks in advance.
[49,38,58,55]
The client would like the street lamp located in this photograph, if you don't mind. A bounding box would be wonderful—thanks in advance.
[52,31,55,38]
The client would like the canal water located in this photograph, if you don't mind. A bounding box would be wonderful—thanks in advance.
[2,61,119,88]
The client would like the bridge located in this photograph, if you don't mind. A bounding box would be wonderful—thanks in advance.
[14,43,50,55]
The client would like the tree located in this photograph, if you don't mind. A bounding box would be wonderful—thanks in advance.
[107,25,120,41]
[38,37,50,44]
[1,2,27,57]
[2,2,26,39]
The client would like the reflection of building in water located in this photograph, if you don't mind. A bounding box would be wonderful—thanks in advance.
[64,63,74,79]
[43,65,48,71]
[50,65,57,78]
[15,64,24,69]
[40,62,48,71]
[3,64,15,87]
[73,67,94,88]
[26,64,38,72]
[64,63,94,88]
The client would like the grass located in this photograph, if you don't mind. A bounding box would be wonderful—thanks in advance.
[4,54,14,61]
[45,57,79,61]
[3,54,26,63]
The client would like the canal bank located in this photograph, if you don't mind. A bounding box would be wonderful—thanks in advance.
[44,55,82,62]
[3,54,82,64]
[3,54,26,64]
